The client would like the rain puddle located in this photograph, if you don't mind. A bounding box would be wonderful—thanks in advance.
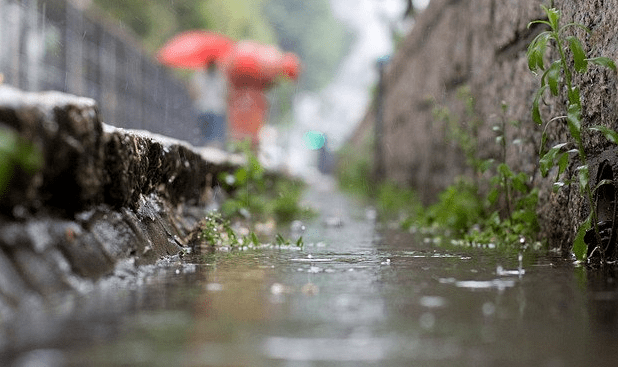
[4,179,618,366]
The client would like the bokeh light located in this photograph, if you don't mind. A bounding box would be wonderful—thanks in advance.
[302,130,326,150]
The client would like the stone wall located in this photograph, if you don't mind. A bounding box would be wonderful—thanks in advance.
[0,85,240,319]
[365,0,618,251]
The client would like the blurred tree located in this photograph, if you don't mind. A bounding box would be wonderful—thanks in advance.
[202,0,276,44]
[404,0,416,18]
[263,0,352,91]
[91,0,214,52]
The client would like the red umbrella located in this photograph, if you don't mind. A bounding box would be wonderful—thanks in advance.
[222,41,302,145]
[282,52,301,81]
[221,41,287,88]
[156,30,233,69]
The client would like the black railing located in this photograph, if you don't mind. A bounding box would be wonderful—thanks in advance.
[0,0,203,146]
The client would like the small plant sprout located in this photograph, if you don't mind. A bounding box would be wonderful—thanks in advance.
[527,4,617,261]
[274,233,304,249]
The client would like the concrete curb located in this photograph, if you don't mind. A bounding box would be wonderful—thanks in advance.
[0,86,239,318]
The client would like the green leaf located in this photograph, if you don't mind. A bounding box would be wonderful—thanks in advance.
[573,214,591,261]
[487,187,500,205]
[590,125,618,144]
[479,158,494,173]
[568,86,581,107]
[528,19,552,29]
[567,36,588,73]
[276,233,287,246]
[0,128,42,181]
[498,162,513,178]
[577,165,589,194]
[539,142,568,177]
[235,167,248,185]
[553,181,566,192]
[556,150,570,182]
[543,6,561,31]
[0,128,19,156]
[566,103,582,142]
[527,32,551,72]
[593,179,615,195]
[587,56,617,71]
[532,85,548,125]
[250,232,260,246]
[513,172,529,193]
[540,131,548,155]
[527,49,539,72]
[543,60,562,96]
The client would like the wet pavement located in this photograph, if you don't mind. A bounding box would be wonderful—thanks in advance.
[4,177,618,366]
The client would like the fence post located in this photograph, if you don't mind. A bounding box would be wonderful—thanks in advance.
[5,1,24,88]
[0,0,5,80]
[25,0,42,91]
[65,1,83,95]
[99,29,116,125]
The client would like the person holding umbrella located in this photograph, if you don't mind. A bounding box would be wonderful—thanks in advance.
[156,30,233,148]
[220,41,301,148]
[157,31,301,149]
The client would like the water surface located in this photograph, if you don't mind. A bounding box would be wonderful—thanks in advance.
[5,179,618,366]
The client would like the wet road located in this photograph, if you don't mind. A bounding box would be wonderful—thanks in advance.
[5,177,618,366]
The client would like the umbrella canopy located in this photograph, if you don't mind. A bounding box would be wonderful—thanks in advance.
[222,41,294,88]
[156,30,233,69]
[282,52,301,81]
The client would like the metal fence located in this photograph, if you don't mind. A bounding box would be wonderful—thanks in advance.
[0,0,204,146]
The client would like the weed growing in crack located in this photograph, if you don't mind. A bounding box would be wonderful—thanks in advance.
[527,4,617,261]
[219,140,315,226]
[428,90,539,248]
[368,88,540,250]
[481,102,539,247]
[196,211,303,253]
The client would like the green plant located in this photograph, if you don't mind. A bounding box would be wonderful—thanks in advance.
[197,211,303,252]
[431,90,539,247]
[483,103,540,246]
[527,4,617,261]
[0,127,43,198]
[434,86,485,180]
[336,139,375,198]
[220,141,266,219]
[219,140,314,226]
[198,211,244,251]
[422,178,484,235]
[338,87,539,250]
[376,181,422,222]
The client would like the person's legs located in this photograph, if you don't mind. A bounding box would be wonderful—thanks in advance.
[199,112,225,147]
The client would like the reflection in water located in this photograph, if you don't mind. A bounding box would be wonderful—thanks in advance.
[5,183,618,366]
[588,267,618,334]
